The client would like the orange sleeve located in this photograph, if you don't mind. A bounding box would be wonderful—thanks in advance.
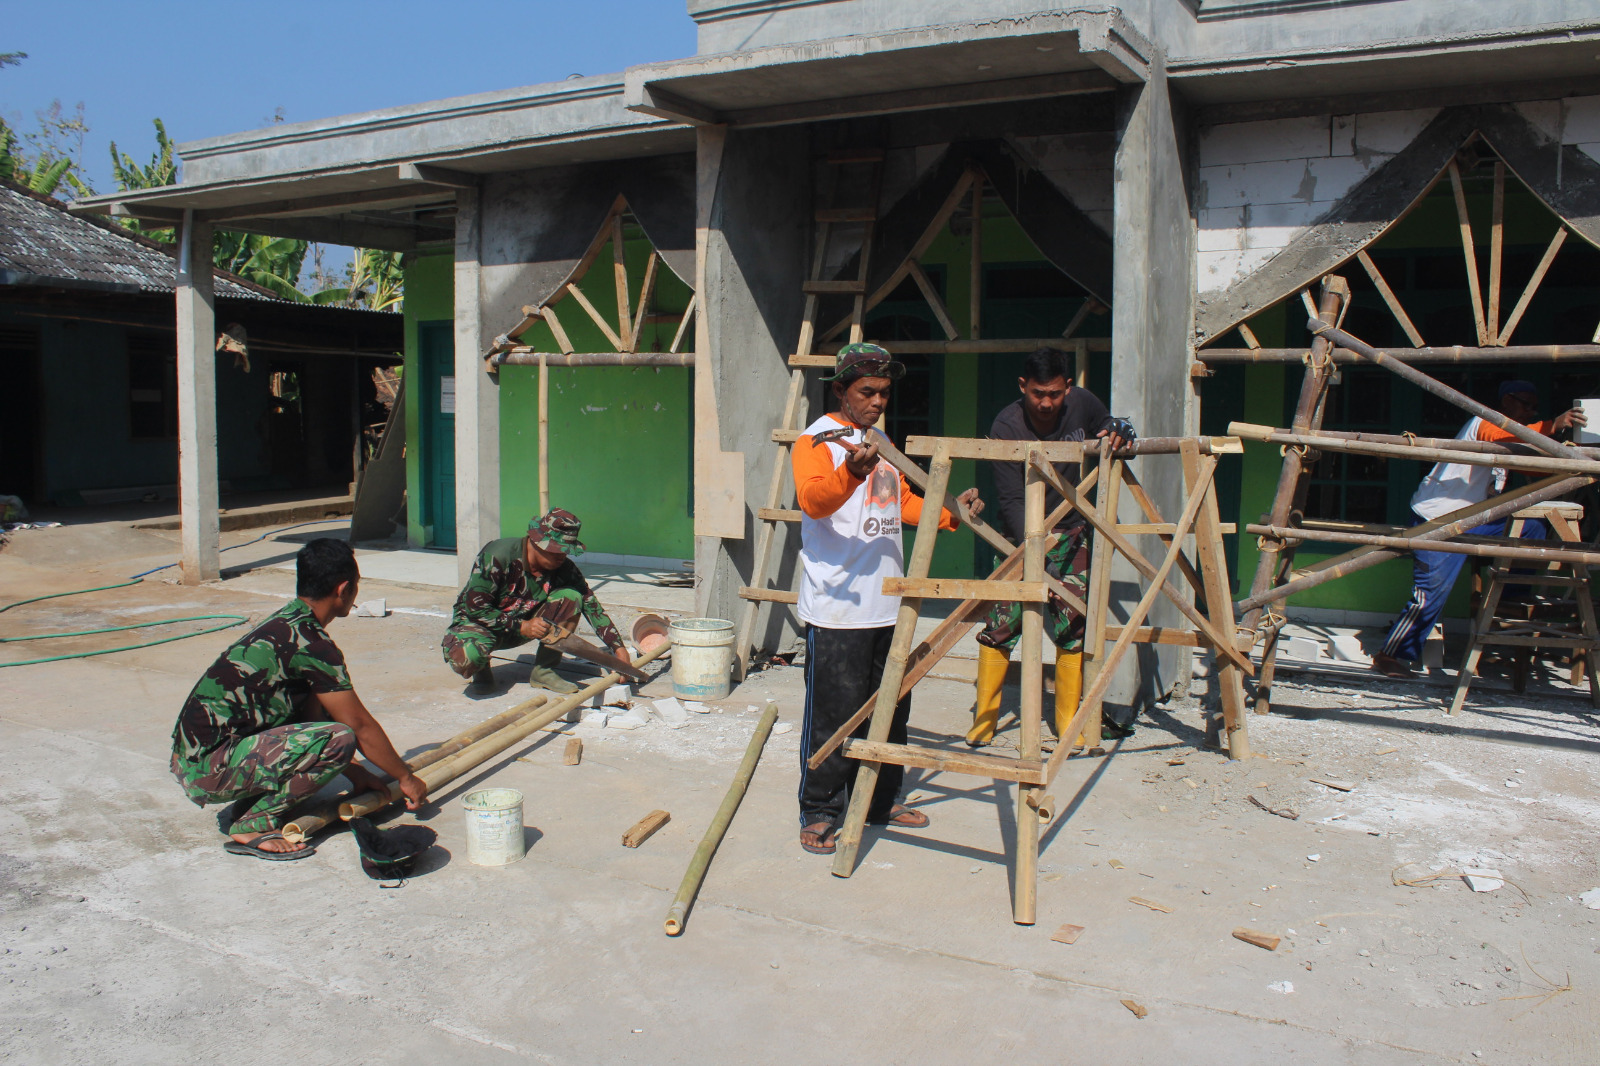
[899,476,960,531]
[1476,418,1553,444]
[793,434,865,519]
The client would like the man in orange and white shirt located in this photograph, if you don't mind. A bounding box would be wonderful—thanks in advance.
[791,343,983,855]
[1371,379,1585,677]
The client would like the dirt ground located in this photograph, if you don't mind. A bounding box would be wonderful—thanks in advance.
[2,520,1598,1065]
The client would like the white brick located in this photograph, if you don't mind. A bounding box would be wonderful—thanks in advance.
[1575,141,1600,165]
[1200,116,1331,167]
[1304,156,1374,202]
[1196,249,1247,292]
[1559,96,1600,145]
[1236,245,1279,277]
[1353,108,1439,155]
[1242,225,1301,251]
[1198,159,1311,208]
[1245,199,1331,231]
[1196,206,1244,251]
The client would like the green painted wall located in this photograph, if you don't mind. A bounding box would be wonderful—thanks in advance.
[402,252,454,547]
[403,231,694,559]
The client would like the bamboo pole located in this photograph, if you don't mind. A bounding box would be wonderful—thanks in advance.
[1244,523,1600,566]
[493,352,694,368]
[1229,423,1600,476]
[1015,445,1044,926]
[832,444,954,877]
[1196,344,1600,364]
[539,353,550,514]
[1253,425,1600,461]
[282,696,551,843]
[664,702,779,936]
[1234,473,1592,612]
[1448,159,1489,346]
[338,643,669,821]
[1308,320,1575,460]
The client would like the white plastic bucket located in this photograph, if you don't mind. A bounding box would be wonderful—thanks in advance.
[462,787,526,866]
[669,617,735,700]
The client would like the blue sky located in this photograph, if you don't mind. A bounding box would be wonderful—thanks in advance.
[2,1,698,194]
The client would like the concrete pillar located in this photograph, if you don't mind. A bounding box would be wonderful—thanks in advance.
[1107,58,1196,705]
[453,186,499,584]
[694,125,810,640]
[175,210,219,584]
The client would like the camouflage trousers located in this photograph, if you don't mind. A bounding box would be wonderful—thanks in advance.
[172,722,356,836]
[441,589,583,679]
[976,526,1092,654]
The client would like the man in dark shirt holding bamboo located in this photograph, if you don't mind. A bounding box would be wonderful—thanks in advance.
[968,346,1134,751]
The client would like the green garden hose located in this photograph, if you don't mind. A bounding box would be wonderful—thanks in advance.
[0,518,349,668]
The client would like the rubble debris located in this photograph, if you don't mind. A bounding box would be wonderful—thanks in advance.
[1233,928,1281,951]
[1310,778,1356,792]
[1120,999,1148,1019]
[1128,896,1172,913]
[1248,795,1298,820]
[1463,868,1505,892]
[1051,924,1084,945]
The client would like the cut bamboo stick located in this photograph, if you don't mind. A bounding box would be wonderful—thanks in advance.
[1498,227,1566,347]
[539,354,550,515]
[664,702,778,936]
[1356,250,1425,347]
[1245,523,1600,566]
[1448,159,1489,346]
[564,282,626,351]
[282,695,550,843]
[612,213,632,351]
[1197,343,1600,364]
[622,810,670,848]
[1489,161,1504,343]
[338,644,669,821]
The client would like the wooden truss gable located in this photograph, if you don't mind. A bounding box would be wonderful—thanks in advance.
[1205,135,1600,360]
[1198,104,1600,347]
[791,159,1110,370]
[487,194,695,362]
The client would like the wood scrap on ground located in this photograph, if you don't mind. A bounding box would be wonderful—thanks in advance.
[622,810,670,848]
[1051,924,1084,944]
[1248,794,1299,820]
[1120,999,1148,1018]
[1233,927,1281,950]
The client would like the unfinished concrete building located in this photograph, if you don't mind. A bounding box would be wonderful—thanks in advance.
[72,1,1600,705]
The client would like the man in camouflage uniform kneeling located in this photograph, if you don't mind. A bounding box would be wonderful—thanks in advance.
[171,539,427,860]
[442,508,630,695]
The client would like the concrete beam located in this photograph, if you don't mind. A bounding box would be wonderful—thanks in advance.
[630,85,723,126]
[111,202,185,224]
[453,187,499,584]
[217,215,436,252]
[174,211,220,585]
[200,185,452,222]
[398,162,480,188]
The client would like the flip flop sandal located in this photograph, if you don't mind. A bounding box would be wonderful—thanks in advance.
[223,831,316,861]
[870,805,930,829]
[799,822,837,854]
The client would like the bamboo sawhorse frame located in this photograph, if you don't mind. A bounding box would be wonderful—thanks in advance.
[814,434,1254,924]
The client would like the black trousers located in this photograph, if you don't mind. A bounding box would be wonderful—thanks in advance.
[798,624,909,827]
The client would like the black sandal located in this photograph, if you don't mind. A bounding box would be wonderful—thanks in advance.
[223,831,315,861]
[799,822,837,854]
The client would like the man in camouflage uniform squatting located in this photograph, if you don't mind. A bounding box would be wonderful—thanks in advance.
[171,539,428,860]
[968,346,1135,753]
[442,508,630,695]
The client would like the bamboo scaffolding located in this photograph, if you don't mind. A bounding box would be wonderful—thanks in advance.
[337,643,670,821]
[1307,320,1578,460]
[1235,473,1593,613]
[1229,423,1600,477]
[664,702,779,936]
[1245,523,1600,566]
[1256,425,1600,461]
[281,695,551,843]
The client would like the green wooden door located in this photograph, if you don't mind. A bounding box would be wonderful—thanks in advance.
[418,321,456,548]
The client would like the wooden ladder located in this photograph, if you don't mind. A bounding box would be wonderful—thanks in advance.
[1448,505,1600,714]
[733,147,886,679]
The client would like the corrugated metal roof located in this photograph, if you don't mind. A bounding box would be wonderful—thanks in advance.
[0,180,278,300]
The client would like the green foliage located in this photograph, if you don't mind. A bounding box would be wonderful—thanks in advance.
[214,231,311,301]
[311,247,405,311]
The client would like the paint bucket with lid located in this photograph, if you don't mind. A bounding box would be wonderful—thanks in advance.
[462,787,526,866]
[669,617,735,700]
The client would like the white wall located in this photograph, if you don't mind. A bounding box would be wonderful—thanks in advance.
[1516,96,1600,166]
[1194,109,1439,296]
[1011,131,1116,235]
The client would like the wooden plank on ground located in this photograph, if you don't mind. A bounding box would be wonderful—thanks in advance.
[622,809,671,848]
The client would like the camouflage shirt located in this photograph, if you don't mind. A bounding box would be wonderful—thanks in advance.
[450,537,623,649]
[171,598,353,775]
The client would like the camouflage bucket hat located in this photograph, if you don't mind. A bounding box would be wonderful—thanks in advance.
[528,508,586,556]
[821,341,906,383]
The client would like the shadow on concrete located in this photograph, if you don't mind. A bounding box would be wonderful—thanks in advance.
[1270,702,1600,755]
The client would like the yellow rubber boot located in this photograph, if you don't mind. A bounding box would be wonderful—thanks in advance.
[1054,649,1085,745]
[966,645,1010,747]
